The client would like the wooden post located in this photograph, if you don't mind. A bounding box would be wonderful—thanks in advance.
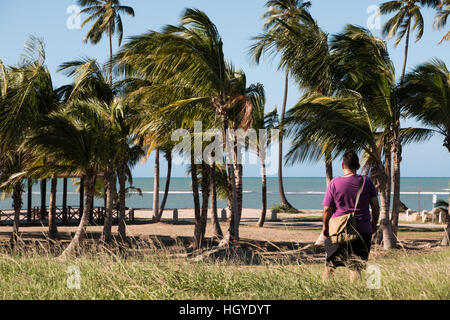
[62,178,68,225]
[173,209,178,222]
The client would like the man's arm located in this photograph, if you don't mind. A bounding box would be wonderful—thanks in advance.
[369,197,380,233]
[322,206,334,237]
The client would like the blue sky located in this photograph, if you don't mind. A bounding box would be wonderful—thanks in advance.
[0,0,449,177]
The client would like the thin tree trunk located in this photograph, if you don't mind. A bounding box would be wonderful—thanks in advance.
[278,71,294,209]
[27,179,32,222]
[400,21,411,84]
[40,179,46,219]
[60,174,96,258]
[210,164,223,238]
[158,150,172,219]
[391,130,402,239]
[220,115,239,246]
[62,178,68,225]
[117,164,127,240]
[108,22,113,86]
[102,171,115,243]
[325,151,333,187]
[373,163,395,250]
[48,178,59,239]
[79,178,84,212]
[152,148,160,222]
[11,184,22,243]
[257,150,267,228]
[191,155,201,247]
[384,148,392,214]
[195,163,211,249]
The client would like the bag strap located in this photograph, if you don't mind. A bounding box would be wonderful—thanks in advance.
[353,176,365,214]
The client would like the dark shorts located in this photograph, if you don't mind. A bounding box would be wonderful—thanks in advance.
[326,233,373,271]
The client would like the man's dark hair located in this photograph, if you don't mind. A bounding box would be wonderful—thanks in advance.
[342,150,360,170]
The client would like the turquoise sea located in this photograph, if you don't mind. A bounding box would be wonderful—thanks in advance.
[1,177,449,211]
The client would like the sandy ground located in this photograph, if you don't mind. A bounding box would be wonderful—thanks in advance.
[0,208,445,246]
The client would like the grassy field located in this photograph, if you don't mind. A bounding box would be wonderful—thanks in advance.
[0,246,448,300]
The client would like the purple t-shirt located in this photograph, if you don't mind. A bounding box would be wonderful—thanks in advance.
[322,175,378,233]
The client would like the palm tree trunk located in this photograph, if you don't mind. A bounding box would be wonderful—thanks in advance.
[384,148,392,214]
[62,178,68,225]
[278,71,294,209]
[79,178,84,212]
[11,184,22,243]
[191,155,201,247]
[108,21,113,86]
[60,174,96,258]
[152,148,160,222]
[257,150,267,228]
[195,163,211,249]
[220,115,239,246]
[373,163,395,250]
[27,179,32,222]
[210,163,223,238]
[158,150,172,219]
[325,151,333,186]
[391,130,402,238]
[400,21,411,84]
[48,178,59,239]
[117,164,127,240]
[40,179,46,220]
[102,171,115,243]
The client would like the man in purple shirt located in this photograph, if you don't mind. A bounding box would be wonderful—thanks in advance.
[322,151,380,282]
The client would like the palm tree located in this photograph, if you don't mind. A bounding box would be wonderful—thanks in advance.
[0,36,63,240]
[0,151,31,242]
[380,1,441,235]
[402,59,450,245]
[249,84,278,227]
[25,100,112,257]
[250,0,312,210]
[77,0,134,84]
[116,8,256,245]
[434,0,449,44]
[380,0,441,82]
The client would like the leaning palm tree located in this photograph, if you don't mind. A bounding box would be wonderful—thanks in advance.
[78,0,134,84]
[116,8,256,245]
[434,0,449,44]
[25,100,112,257]
[1,36,63,240]
[402,58,450,245]
[250,0,312,210]
[285,93,397,250]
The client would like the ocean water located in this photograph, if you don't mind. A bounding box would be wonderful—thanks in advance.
[0,177,449,211]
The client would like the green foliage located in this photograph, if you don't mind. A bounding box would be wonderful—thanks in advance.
[270,203,299,213]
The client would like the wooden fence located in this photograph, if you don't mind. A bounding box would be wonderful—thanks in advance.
[0,207,135,226]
